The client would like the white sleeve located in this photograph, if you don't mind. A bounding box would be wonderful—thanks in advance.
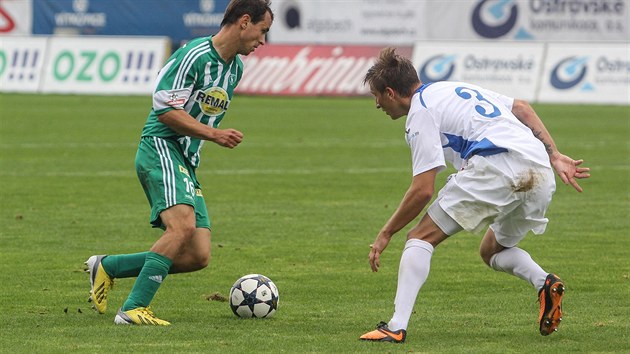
[152,58,193,114]
[483,88,514,110]
[406,109,446,176]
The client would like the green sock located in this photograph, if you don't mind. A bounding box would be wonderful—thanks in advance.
[121,252,172,311]
[102,252,180,277]
[101,252,149,278]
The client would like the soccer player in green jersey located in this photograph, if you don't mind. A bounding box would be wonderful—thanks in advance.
[84,0,274,325]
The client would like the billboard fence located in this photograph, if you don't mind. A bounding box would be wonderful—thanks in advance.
[0,36,170,95]
[0,36,628,105]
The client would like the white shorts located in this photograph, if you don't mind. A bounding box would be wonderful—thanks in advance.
[427,154,556,247]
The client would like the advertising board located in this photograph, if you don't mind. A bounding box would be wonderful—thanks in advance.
[428,0,629,41]
[269,0,428,45]
[0,0,32,35]
[237,44,413,96]
[270,0,630,44]
[411,42,545,101]
[2,36,627,105]
[40,36,170,94]
[538,43,630,104]
[32,0,229,46]
[0,35,170,95]
[0,35,47,92]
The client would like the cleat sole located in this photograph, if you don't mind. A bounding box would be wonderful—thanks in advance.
[538,274,565,336]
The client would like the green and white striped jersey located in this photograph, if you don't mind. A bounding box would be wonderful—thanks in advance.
[141,36,244,167]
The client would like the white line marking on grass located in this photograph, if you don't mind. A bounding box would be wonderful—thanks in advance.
[0,140,404,149]
[199,167,409,175]
[0,142,138,149]
[589,165,630,170]
[0,167,409,178]
[0,164,626,178]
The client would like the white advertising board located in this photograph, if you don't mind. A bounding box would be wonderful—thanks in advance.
[269,0,630,44]
[0,35,47,92]
[538,43,630,105]
[269,0,428,45]
[411,42,545,101]
[41,36,170,95]
[428,0,629,42]
[0,0,32,36]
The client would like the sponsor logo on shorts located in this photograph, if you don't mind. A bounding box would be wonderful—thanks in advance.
[179,165,190,177]
[195,189,203,197]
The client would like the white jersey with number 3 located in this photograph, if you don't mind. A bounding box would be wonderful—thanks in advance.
[406,81,551,176]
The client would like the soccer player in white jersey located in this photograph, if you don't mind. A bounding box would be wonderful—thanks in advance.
[84,0,273,325]
[360,48,590,342]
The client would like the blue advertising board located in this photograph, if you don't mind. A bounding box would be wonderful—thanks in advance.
[33,0,230,47]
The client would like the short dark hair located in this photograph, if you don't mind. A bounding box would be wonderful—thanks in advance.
[221,0,274,27]
[364,47,419,97]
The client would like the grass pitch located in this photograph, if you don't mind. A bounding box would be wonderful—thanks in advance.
[0,93,628,353]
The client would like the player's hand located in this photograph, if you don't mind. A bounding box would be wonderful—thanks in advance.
[211,128,243,148]
[369,233,391,272]
[550,153,590,192]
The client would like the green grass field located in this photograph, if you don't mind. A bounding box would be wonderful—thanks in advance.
[0,93,628,353]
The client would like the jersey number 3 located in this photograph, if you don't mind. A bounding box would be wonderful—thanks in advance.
[455,87,500,118]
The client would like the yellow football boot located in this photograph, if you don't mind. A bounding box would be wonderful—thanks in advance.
[114,307,171,326]
[85,255,114,314]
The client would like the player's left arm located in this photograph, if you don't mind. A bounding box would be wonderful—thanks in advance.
[511,99,590,192]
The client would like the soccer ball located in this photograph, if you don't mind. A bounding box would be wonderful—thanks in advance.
[229,274,279,318]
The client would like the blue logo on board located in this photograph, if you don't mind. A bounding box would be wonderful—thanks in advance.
[550,56,589,90]
[418,55,456,82]
[472,0,519,39]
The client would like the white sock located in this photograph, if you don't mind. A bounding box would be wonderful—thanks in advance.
[388,239,434,331]
[489,247,547,290]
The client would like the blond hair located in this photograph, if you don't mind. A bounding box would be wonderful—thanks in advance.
[364,48,420,97]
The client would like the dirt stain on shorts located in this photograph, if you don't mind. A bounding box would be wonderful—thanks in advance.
[512,169,539,193]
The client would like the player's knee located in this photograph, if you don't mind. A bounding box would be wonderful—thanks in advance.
[480,249,494,267]
[174,224,197,242]
[479,228,502,267]
[170,251,210,273]
[183,246,210,271]
[194,251,210,270]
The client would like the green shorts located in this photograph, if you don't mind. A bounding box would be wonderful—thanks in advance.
[135,136,211,230]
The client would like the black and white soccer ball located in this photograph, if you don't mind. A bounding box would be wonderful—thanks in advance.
[229,274,279,318]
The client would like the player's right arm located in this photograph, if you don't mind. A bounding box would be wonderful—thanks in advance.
[151,42,243,149]
[511,99,590,192]
[369,109,444,272]
[158,109,243,149]
[369,168,437,272]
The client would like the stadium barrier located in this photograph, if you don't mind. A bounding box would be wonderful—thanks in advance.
[0,36,170,95]
[408,41,629,105]
[0,36,628,105]
[10,0,627,44]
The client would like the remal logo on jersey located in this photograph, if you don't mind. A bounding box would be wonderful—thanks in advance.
[472,0,518,39]
[195,86,230,116]
[419,55,456,82]
[550,56,589,90]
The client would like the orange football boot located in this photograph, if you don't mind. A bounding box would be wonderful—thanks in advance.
[360,321,406,343]
[538,273,565,335]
